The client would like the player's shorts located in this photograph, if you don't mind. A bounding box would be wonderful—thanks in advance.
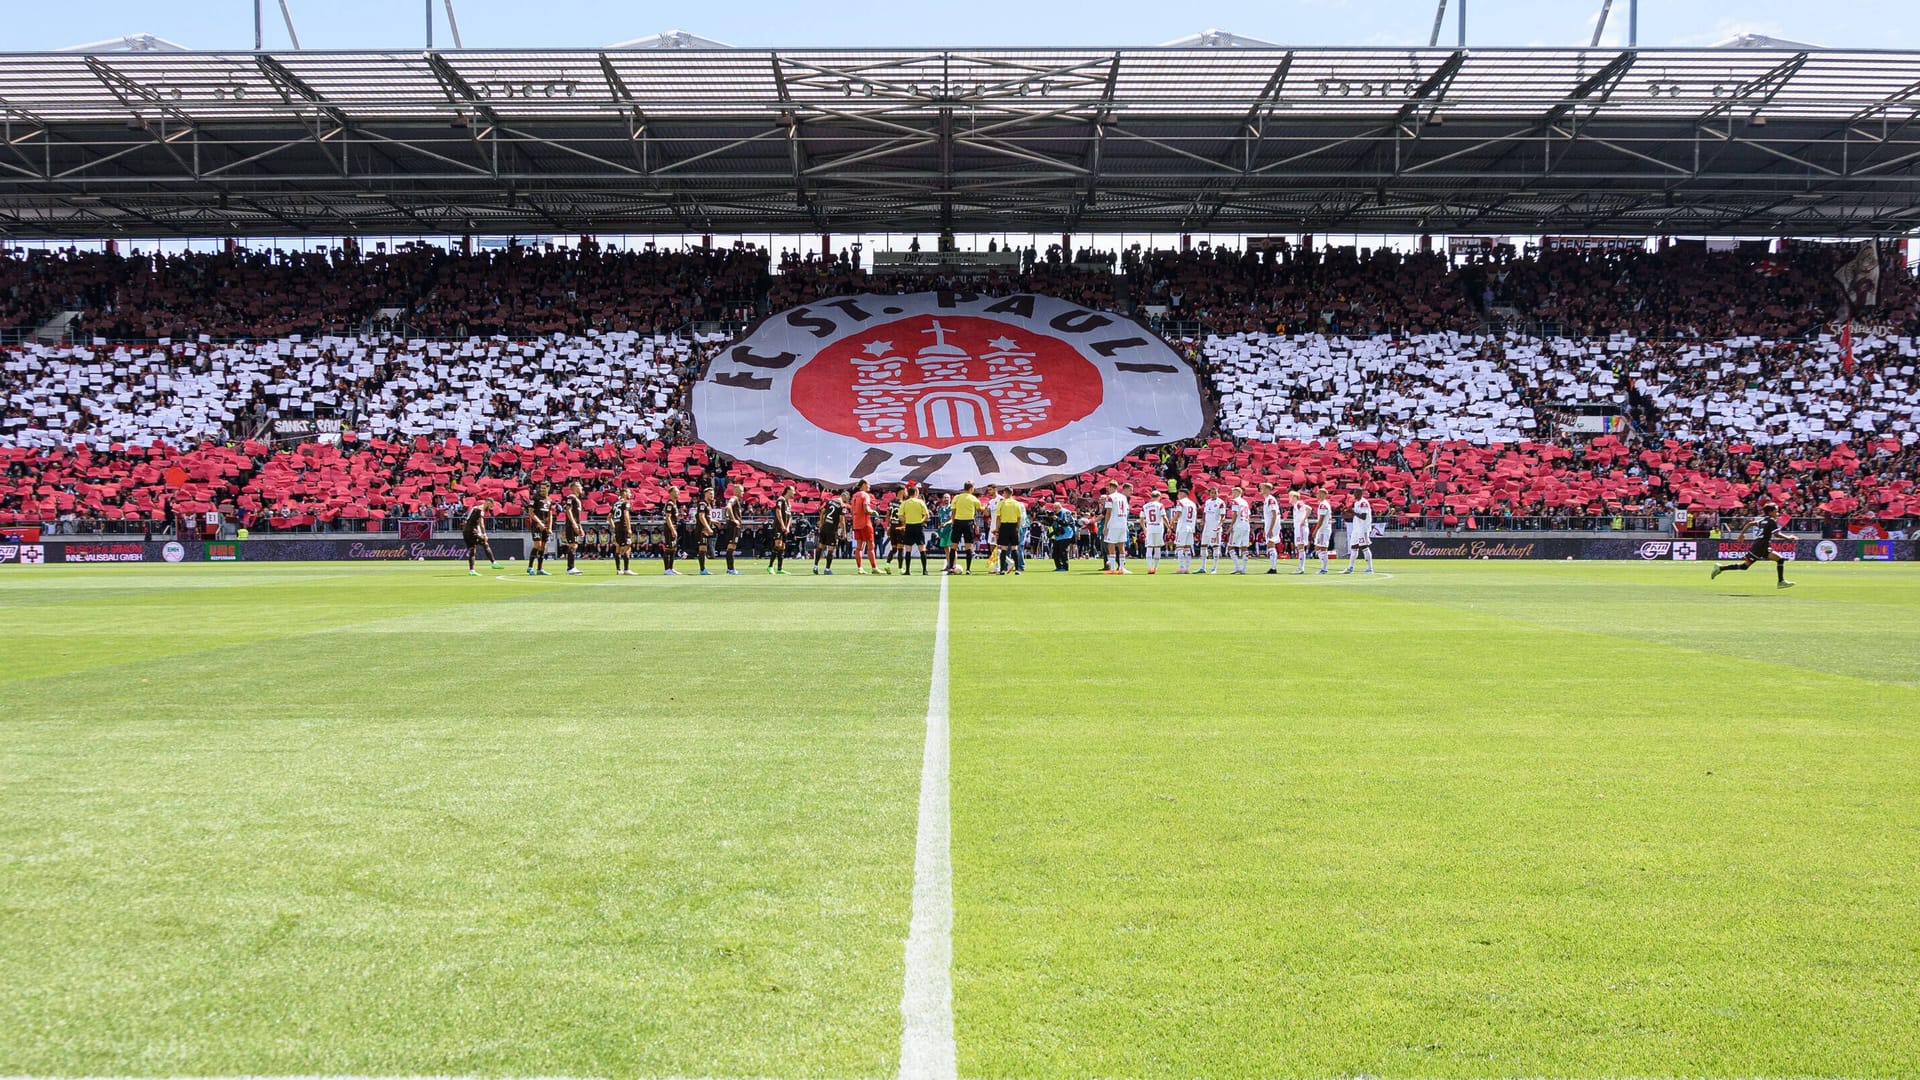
[564,528,584,545]
[1293,526,1310,546]
[531,528,551,543]
[1145,527,1165,548]
[852,525,876,544]
[951,521,977,546]
[1349,528,1372,550]
[818,528,841,548]
[904,523,926,546]
[612,529,631,547]
[1201,525,1223,546]
[1315,527,1333,549]
[1103,521,1128,545]
[1175,527,1195,547]
[1230,524,1252,548]
[720,525,741,546]
[1747,541,1771,560]
[995,522,1019,547]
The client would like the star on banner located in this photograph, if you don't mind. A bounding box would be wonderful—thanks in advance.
[987,336,1020,352]
[861,340,894,357]
[744,429,778,445]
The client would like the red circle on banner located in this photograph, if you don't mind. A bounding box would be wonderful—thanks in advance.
[788,315,1104,449]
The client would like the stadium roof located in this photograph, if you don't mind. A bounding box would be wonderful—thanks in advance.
[0,45,1917,239]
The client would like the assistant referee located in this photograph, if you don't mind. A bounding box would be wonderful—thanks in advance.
[945,482,981,575]
[899,484,931,576]
[994,489,1024,575]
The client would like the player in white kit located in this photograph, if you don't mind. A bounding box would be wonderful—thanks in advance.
[1227,486,1253,574]
[1140,492,1167,574]
[1173,491,1198,573]
[1342,493,1375,574]
[1291,489,1314,574]
[1313,492,1335,574]
[1260,481,1283,574]
[1200,488,1227,574]
[1101,480,1131,574]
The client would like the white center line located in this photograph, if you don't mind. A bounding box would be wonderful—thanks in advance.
[898,573,956,1080]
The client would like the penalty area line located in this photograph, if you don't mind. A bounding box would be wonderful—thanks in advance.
[898,573,956,1080]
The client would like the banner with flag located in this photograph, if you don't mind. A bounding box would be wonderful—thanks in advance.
[1840,319,1855,376]
[1835,241,1882,310]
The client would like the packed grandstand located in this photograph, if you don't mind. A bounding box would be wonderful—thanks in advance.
[3,239,1918,537]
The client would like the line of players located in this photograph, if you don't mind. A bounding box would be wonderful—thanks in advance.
[1094,480,1374,575]
[457,477,1376,578]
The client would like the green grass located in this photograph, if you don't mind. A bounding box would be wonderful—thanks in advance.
[3,559,1919,1077]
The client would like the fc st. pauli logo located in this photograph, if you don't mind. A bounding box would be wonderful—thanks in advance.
[693,292,1206,490]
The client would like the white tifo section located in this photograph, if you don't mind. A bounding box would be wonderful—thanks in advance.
[898,574,957,1080]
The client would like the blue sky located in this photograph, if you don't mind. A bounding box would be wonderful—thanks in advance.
[5,0,1910,52]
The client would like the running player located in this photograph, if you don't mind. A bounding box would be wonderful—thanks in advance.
[1101,481,1131,574]
[814,492,846,575]
[1227,485,1253,574]
[899,484,931,575]
[463,498,498,575]
[1711,503,1796,588]
[721,489,744,575]
[1291,488,1313,574]
[609,488,635,575]
[845,480,877,574]
[947,482,981,575]
[768,485,793,575]
[659,485,683,575]
[1173,489,1198,573]
[1260,481,1283,574]
[560,482,586,575]
[1342,491,1375,574]
[1312,489,1335,574]
[1200,487,1226,574]
[1140,490,1167,574]
[693,488,717,576]
[525,482,553,576]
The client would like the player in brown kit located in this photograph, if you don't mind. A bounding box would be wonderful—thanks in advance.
[609,488,635,575]
[525,482,553,576]
[463,498,499,575]
[814,492,846,575]
[768,484,794,575]
[560,482,586,575]
[693,488,717,576]
[722,488,745,575]
[660,484,684,575]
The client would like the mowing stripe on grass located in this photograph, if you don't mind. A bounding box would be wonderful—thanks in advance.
[897,573,956,1080]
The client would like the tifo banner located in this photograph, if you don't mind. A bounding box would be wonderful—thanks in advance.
[693,292,1208,490]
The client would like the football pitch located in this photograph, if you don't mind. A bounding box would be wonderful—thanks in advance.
[2,559,1918,1078]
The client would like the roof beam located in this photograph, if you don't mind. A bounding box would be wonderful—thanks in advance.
[1696,52,1808,126]
[1541,51,1636,131]
[255,55,348,129]
[1067,52,1121,230]
[1395,49,1465,128]
[423,51,499,125]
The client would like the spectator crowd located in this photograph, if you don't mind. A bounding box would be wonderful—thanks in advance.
[2,238,1916,535]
